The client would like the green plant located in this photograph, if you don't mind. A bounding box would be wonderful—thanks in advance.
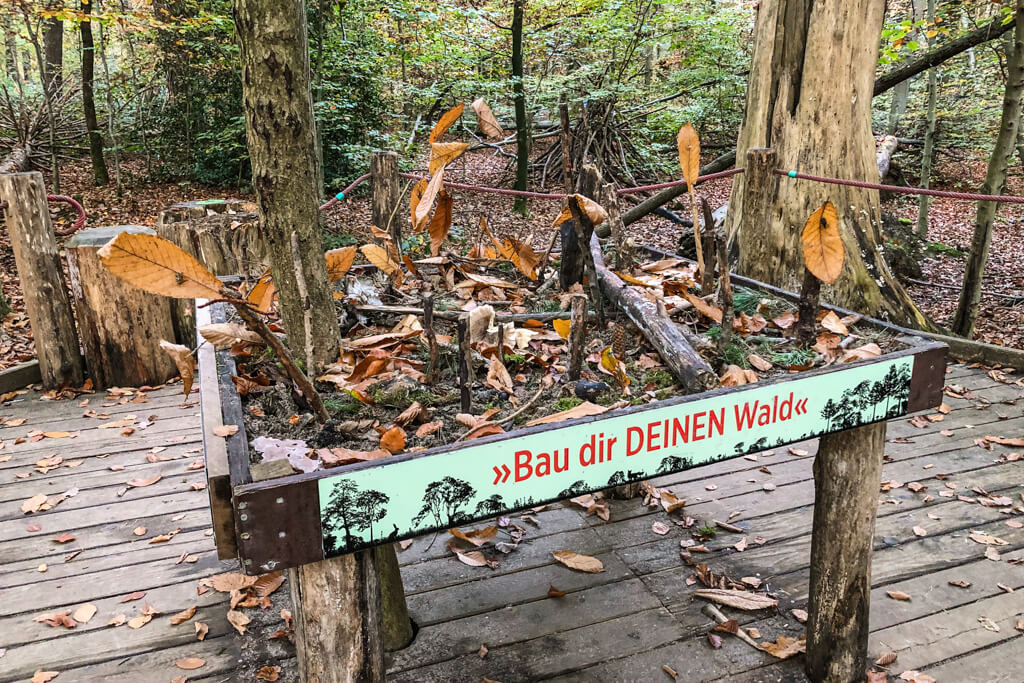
[925,241,967,258]
[770,347,816,367]
[643,369,676,389]
[324,397,364,416]
[503,353,526,365]
[553,396,583,411]
[732,287,762,314]
[696,524,717,539]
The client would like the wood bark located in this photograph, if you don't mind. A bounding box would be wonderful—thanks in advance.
[289,551,384,683]
[66,226,178,389]
[233,0,341,375]
[0,172,85,388]
[875,136,898,181]
[953,2,1024,337]
[916,0,939,238]
[511,0,529,215]
[724,0,930,329]
[567,293,586,381]
[0,144,31,174]
[458,313,471,411]
[42,15,62,92]
[806,422,887,682]
[559,164,602,291]
[80,0,109,186]
[370,151,401,251]
[588,232,717,393]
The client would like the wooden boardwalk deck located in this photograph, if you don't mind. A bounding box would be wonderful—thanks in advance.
[1,364,1021,682]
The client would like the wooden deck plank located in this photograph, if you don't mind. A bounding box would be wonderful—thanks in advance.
[922,635,1024,683]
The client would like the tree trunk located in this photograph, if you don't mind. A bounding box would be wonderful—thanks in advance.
[81,0,109,186]
[952,2,1024,337]
[511,0,529,215]
[289,552,384,683]
[42,15,62,92]
[0,172,85,389]
[916,0,939,238]
[724,0,929,329]
[233,0,342,375]
[371,151,401,251]
[66,226,178,389]
[806,422,887,682]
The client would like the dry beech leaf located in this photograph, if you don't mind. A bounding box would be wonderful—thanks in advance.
[428,192,454,256]
[72,603,97,623]
[99,232,223,300]
[472,98,504,139]
[256,666,282,682]
[887,590,911,601]
[199,323,262,347]
[21,493,47,514]
[253,572,284,598]
[553,194,608,228]
[247,272,275,313]
[430,102,464,143]
[360,243,400,276]
[841,343,882,363]
[819,310,848,335]
[758,635,807,660]
[720,364,758,387]
[325,246,358,282]
[876,651,899,666]
[227,609,250,635]
[430,142,468,175]
[169,606,197,625]
[413,167,446,231]
[693,589,778,610]
[801,201,844,284]
[526,401,607,426]
[195,621,209,640]
[748,353,773,371]
[379,426,407,454]
[547,585,567,598]
[552,318,571,340]
[127,474,162,488]
[213,424,239,438]
[676,123,701,186]
[552,550,604,573]
[175,657,206,670]
[31,673,59,683]
[450,526,499,547]
[159,341,195,396]
[447,542,491,568]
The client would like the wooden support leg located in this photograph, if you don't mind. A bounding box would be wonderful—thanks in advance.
[289,550,384,683]
[806,422,887,682]
[375,544,413,651]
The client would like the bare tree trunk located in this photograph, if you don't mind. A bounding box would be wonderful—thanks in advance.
[42,15,62,92]
[511,0,529,215]
[80,0,108,186]
[724,0,930,329]
[233,0,342,374]
[916,0,939,238]
[97,22,121,195]
[953,2,1024,337]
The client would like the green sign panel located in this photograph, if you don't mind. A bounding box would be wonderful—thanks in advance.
[317,357,913,557]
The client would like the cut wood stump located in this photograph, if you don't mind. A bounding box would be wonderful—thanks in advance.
[0,171,85,389]
[66,225,178,389]
[157,199,264,344]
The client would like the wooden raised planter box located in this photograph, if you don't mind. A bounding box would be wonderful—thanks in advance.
[197,273,947,575]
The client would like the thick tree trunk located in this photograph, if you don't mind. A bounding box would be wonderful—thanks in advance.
[42,16,62,92]
[0,172,85,389]
[916,0,939,238]
[233,0,342,374]
[952,2,1024,337]
[511,0,529,215]
[806,422,887,682]
[81,0,109,186]
[0,144,31,174]
[724,0,929,329]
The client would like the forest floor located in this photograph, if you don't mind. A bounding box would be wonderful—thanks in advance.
[1,146,1023,371]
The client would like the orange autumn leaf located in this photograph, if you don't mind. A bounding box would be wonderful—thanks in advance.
[801,201,844,285]
[429,103,464,143]
[676,123,701,187]
[380,426,407,453]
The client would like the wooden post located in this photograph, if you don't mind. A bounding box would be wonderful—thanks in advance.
[375,543,413,651]
[0,172,85,388]
[601,182,631,272]
[567,293,587,381]
[559,99,573,192]
[805,422,887,682]
[289,551,384,683]
[66,226,178,389]
[423,294,439,385]
[371,151,401,254]
[457,313,472,411]
[715,228,734,359]
[700,198,717,295]
[735,147,778,276]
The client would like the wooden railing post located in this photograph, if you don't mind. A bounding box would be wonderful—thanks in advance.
[735,147,779,279]
[371,151,401,254]
[805,421,887,682]
[290,552,384,682]
[0,171,85,388]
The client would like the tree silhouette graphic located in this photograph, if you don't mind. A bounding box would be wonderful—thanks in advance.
[414,476,477,528]
[474,494,506,517]
[606,471,627,487]
[356,489,390,542]
[657,456,690,474]
[558,480,588,498]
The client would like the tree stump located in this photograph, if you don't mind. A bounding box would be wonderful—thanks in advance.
[0,172,85,389]
[66,225,178,389]
[157,199,265,344]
